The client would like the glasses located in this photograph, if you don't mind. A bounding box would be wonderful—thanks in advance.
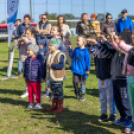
[42,18,46,20]
[108,18,112,19]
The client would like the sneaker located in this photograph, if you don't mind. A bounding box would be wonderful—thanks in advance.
[122,119,133,128]
[79,96,86,102]
[125,122,134,134]
[76,94,80,100]
[18,71,21,76]
[27,103,34,109]
[20,92,28,98]
[98,114,108,122]
[34,103,42,109]
[41,92,51,98]
[108,114,116,122]
[114,117,127,125]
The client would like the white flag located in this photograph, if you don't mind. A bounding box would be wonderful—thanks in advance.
[7,0,19,47]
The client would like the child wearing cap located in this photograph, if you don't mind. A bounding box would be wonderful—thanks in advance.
[44,38,66,113]
[24,44,44,109]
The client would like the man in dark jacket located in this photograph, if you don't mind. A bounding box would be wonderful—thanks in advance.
[76,13,96,39]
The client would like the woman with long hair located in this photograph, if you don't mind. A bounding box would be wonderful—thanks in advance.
[57,15,72,67]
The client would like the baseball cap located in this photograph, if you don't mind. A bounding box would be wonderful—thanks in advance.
[121,9,127,14]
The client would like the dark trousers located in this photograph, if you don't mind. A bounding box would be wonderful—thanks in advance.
[50,81,63,100]
[73,73,86,96]
[113,79,132,118]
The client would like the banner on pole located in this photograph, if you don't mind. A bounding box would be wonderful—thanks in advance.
[7,0,19,48]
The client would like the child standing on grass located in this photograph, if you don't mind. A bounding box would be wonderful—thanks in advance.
[87,36,116,122]
[69,35,90,102]
[44,38,66,113]
[42,25,66,98]
[24,44,44,109]
[13,27,37,98]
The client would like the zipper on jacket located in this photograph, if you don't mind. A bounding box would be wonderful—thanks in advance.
[29,59,32,81]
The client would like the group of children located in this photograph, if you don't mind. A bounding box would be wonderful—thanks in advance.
[13,21,134,133]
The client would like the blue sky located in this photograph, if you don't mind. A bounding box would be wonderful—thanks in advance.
[0,0,134,22]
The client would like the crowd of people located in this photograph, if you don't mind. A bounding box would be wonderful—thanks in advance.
[11,9,134,134]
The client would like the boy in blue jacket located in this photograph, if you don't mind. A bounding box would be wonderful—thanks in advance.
[69,35,90,101]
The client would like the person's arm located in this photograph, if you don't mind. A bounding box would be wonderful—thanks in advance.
[51,55,64,70]
[119,40,133,52]
[40,24,52,35]
[83,51,90,78]
[38,58,45,80]
[43,60,47,80]
[13,40,19,49]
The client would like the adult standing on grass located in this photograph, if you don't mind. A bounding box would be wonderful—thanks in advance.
[101,13,116,38]
[76,13,96,39]
[57,15,72,67]
[16,14,33,77]
[116,9,133,34]
[35,12,52,60]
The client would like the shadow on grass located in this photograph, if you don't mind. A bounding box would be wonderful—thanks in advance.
[31,104,119,134]
[0,97,27,107]
[0,88,23,96]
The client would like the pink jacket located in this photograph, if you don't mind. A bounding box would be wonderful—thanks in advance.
[109,40,134,76]
[13,37,37,62]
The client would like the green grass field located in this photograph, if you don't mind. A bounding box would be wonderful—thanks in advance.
[0,38,125,134]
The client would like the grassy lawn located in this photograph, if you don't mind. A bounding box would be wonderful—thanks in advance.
[0,37,125,134]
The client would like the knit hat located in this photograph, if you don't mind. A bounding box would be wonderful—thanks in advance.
[27,44,39,54]
[49,38,60,50]
[90,14,97,19]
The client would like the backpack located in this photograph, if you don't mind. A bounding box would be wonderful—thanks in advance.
[127,48,134,66]
[110,51,125,80]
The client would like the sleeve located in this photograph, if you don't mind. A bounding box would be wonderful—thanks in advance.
[38,58,45,79]
[69,48,74,57]
[130,20,133,33]
[23,60,26,78]
[119,40,133,52]
[13,40,19,49]
[43,60,47,79]
[41,24,52,35]
[51,55,64,70]
[83,51,90,78]
[109,40,126,54]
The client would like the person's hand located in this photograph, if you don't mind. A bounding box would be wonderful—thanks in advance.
[100,35,107,42]
[87,38,97,45]
[49,61,52,68]
[19,38,24,43]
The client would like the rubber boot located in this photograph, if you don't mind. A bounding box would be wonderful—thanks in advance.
[55,100,63,113]
[46,99,57,112]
